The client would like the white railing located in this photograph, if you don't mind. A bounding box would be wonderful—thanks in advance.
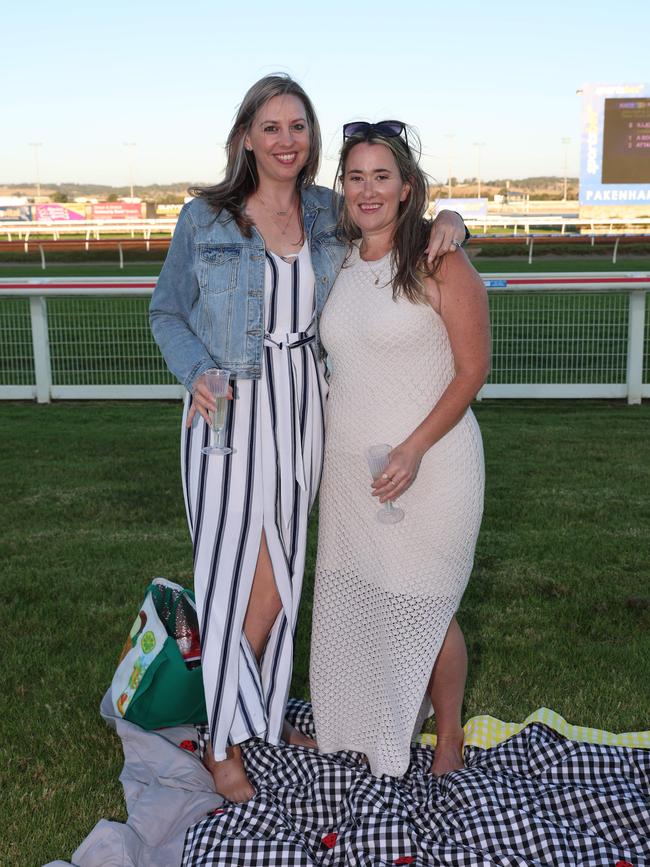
[0,219,177,242]
[3,215,650,242]
[466,216,650,235]
[1,274,649,404]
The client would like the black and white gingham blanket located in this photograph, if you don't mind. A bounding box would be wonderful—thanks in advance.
[184,700,649,866]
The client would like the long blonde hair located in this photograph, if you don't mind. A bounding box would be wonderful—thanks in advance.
[190,74,322,235]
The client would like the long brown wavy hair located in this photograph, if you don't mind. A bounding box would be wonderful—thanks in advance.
[190,74,322,236]
[335,126,440,303]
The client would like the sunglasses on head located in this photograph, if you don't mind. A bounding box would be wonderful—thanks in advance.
[342,120,407,143]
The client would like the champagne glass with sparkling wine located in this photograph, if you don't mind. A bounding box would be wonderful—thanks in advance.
[365,443,405,524]
[201,368,232,456]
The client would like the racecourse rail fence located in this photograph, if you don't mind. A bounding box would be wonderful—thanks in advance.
[2,216,650,267]
[0,274,648,404]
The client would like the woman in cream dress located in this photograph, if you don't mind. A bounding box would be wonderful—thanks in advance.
[310,121,490,778]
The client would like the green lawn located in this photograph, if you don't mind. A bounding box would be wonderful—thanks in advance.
[1,253,649,278]
[0,262,162,278]
[476,255,650,272]
[1,400,649,866]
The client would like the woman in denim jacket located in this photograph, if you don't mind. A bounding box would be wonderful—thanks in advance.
[150,73,466,802]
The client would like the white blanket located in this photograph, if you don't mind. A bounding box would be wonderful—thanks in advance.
[44,691,222,867]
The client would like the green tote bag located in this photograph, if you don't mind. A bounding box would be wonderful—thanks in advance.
[111,578,208,729]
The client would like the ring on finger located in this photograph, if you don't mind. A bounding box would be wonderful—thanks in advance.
[451,239,463,249]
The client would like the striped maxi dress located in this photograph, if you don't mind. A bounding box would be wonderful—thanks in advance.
[180,243,327,761]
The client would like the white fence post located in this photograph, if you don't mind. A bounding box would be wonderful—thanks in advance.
[29,295,53,403]
[626,290,646,405]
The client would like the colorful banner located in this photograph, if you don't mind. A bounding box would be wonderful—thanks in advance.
[0,204,32,221]
[580,83,650,205]
[35,203,87,221]
[91,202,143,220]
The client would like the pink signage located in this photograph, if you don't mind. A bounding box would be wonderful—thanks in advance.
[92,202,142,220]
[35,203,86,221]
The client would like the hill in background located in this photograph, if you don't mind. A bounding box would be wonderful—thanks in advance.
[1,177,579,203]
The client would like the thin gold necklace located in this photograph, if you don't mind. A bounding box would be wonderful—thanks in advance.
[256,192,297,236]
[359,245,390,286]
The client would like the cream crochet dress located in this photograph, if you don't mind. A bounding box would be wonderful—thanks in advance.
[310,244,485,777]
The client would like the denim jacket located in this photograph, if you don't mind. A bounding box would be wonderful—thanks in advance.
[149,186,346,389]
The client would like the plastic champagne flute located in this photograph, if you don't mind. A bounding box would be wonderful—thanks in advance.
[201,368,232,456]
[365,443,405,525]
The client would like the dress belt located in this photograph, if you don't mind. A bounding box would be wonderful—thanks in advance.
[263,329,315,350]
[263,325,316,529]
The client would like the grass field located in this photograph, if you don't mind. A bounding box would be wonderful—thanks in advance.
[1,252,649,865]
[1,399,649,866]
[1,253,649,278]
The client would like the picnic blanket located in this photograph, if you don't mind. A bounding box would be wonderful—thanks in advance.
[183,701,649,866]
[46,698,649,867]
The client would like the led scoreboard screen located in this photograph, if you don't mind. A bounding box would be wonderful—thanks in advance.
[602,98,650,184]
[580,83,650,206]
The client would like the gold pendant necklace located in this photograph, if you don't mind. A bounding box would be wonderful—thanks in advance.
[256,192,297,236]
[360,248,389,286]
[366,262,381,285]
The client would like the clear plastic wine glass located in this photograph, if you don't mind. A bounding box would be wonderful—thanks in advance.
[365,443,405,525]
[200,369,232,456]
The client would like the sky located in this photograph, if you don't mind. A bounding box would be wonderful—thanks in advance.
[2,0,649,190]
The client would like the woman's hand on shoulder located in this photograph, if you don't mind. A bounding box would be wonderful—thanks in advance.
[186,373,234,428]
[371,441,424,504]
[425,210,466,264]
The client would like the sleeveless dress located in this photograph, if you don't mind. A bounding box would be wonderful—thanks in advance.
[181,243,328,761]
[310,244,485,777]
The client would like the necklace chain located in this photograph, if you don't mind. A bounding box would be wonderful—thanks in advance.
[360,246,389,286]
[254,191,304,248]
[256,192,297,236]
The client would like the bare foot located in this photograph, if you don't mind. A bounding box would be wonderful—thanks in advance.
[203,744,256,803]
[282,719,317,750]
[431,730,465,777]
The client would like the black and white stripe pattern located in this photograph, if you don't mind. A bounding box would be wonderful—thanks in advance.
[184,700,650,866]
[181,244,327,760]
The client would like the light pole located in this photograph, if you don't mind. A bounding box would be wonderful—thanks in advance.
[444,133,455,198]
[473,141,485,199]
[123,142,137,198]
[561,137,571,201]
[28,142,43,198]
